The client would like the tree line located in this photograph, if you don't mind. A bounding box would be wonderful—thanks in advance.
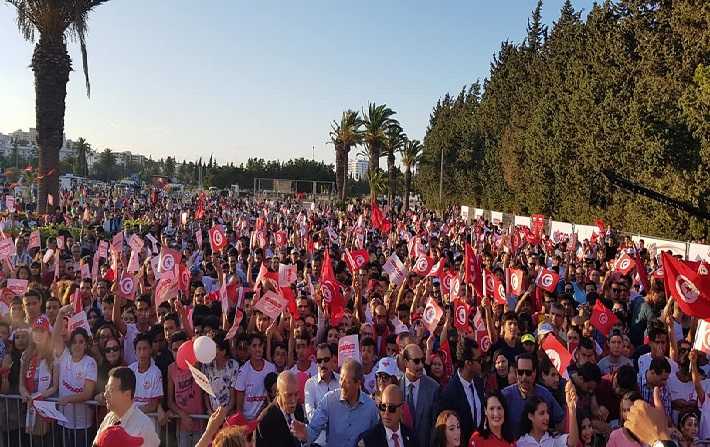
[417,0,709,241]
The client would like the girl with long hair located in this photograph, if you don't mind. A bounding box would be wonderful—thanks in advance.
[516,381,579,447]
[468,392,513,447]
[431,410,462,447]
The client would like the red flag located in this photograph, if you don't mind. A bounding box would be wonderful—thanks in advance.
[178,264,191,295]
[464,244,483,299]
[426,258,445,279]
[413,255,434,276]
[321,250,345,324]
[117,273,138,301]
[635,251,650,292]
[158,248,182,274]
[507,268,525,296]
[441,271,457,295]
[492,275,506,305]
[484,269,495,298]
[531,214,545,237]
[536,268,560,293]
[453,298,470,330]
[472,308,491,352]
[370,200,392,234]
[541,334,572,375]
[209,225,228,252]
[590,300,619,336]
[422,297,444,333]
[408,237,425,259]
[345,249,369,272]
[661,252,710,319]
[595,219,606,235]
[275,231,288,247]
[439,338,454,378]
[614,253,636,276]
[281,286,298,317]
[72,288,82,314]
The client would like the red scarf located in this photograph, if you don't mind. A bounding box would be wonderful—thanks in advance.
[24,354,39,394]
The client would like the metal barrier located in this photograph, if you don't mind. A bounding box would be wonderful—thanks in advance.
[0,394,208,447]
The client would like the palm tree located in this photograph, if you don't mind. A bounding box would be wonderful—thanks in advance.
[73,137,91,177]
[362,103,397,178]
[367,168,387,200]
[328,110,363,201]
[401,139,422,211]
[381,124,406,207]
[7,0,110,212]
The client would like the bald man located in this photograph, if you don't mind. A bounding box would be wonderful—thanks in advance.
[358,384,417,447]
[400,343,439,447]
[255,371,306,447]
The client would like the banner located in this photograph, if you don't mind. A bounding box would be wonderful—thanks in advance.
[490,211,503,225]
[514,215,531,228]
[688,243,710,262]
[68,311,92,337]
[474,208,484,218]
[550,220,574,239]
[460,206,470,222]
[574,224,598,242]
[632,235,686,258]
[278,264,297,287]
[337,334,361,366]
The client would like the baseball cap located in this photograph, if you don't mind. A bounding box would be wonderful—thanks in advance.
[537,322,555,337]
[224,412,258,434]
[521,333,536,344]
[374,357,399,377]
[95,426,144,447]
[31,316,50,332]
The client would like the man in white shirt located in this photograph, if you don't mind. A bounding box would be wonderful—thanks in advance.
[304,343,339,447]
[128,333,163,413]
[93,366,160,447]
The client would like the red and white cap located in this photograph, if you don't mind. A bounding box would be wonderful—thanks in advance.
[31,316,50,331]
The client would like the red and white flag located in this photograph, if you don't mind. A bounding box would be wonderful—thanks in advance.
[28,231,40,249]
[661,252,710,319]
[422,297,444,333]
[345,249,369,272]
[208,225,228,252]
[472,308,491,352]
[590,300,620,336]
[492,275,506,305]
[178,264,191,295]
[536,268,560,293]
[321,250,345,323]
[117,273,138,301]
[453,298,470,330]
[278,263,297,287]
[693,319,710,355]
[426,258,445,279]
[615,253,636,275]
[275,231,288,247]
[159,248,182,274]
[541,334,572,376]
[412,255,434,276]
[507,268,525,296]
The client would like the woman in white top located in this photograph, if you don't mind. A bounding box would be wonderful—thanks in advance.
[53,305,98,446]
[19,316,59,439]
[515,381,579,447]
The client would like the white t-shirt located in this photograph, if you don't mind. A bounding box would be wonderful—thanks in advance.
[129,360,163,406]
[57,348,97,429]
[363,368,377,395]
[289,360,317,380]
[235,359,276,420]
[637,353,678,381]
[123,323,139,365]
[666,372,697,424]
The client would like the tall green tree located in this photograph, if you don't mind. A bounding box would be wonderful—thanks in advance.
[382,124,406,206]
[329,110,363,201]
[164,156,176,178]
[401,139,422,211]
[93,148,118,181]
[6,0,110,213]
[73,137,91,177]
[362,103,398,181]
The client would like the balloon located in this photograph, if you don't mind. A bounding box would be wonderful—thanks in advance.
[194,335,216,364]
[176,339,197,370]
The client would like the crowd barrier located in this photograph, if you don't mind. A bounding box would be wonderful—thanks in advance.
[0,394,209,447]
[460,206,710,262]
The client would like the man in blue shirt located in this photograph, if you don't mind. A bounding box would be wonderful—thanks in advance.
[502,352,565,437]
[292,358,379,447]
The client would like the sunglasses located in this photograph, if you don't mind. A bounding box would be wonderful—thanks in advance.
[104,346,120,353]
[517,369,534,376]
[377,403,402,413]
[408,357,423,365]
[316,357,331,364]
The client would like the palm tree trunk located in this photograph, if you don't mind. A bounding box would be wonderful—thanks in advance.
[341,147,349,202]
[335,145,344,201]
[404,168,412,211]
[33,37,70,214]
[368,146,379,176]
[387,154,396,207]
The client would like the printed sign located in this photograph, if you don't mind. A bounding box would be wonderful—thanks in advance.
[28,231,40,250]
[0,238,16,258]
[383,253,406,286]
[278,263,297,287]
[68,311,92,337]
[128,234,144,253]
[98,240,109,259]
[6,279,28,296]
[253,290,288,320]
[5,196,15,213]
[338,334,361,366]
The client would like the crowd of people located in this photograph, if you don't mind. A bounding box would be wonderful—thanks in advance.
[0,186,707,447]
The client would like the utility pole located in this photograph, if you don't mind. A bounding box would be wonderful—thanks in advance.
[312,145,315,161]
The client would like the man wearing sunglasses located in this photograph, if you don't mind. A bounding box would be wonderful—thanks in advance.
[304,343,339,447]
[502,352,564,437]
[400,344,439,447]
[358,384,416,447]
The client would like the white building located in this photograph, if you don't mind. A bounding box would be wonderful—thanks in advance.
[348,158,368,181]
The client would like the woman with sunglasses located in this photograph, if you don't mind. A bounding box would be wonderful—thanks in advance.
[468,392,514,447]
[94,336,124,404]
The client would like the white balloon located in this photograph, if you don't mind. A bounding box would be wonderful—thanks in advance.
[193,335,216,363]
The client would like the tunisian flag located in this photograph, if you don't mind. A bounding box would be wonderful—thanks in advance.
[661,252,710,319]
[541,334,572,376]
[321,250,345,323]
[370,200,392,234]
[464,244,483,297]
[590,300,619,336]
[536,268,560,293]
[614,253,636,276]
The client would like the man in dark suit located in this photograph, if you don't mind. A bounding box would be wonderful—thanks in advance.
[400,344,439,447]
[434,337,484,444]
[256,371,306,447]
[358,384,416,447]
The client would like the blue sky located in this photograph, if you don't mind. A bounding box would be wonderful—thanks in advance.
[0,0,595,166]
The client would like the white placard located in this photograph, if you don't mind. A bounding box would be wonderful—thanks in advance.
[253,290,288,320]
[514,215,531,228]
[490,211,503,225]
[460,206,470,222]
[68,311,92,337]
[278,264,297,287]
[474,208,484,218]
[338,334,361,366]
[688,243,710,262]
[382,253,406,286]
[33,401,69,423]
[632,235,686,257]
[550,220,574,236]
[574,224,598,242]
